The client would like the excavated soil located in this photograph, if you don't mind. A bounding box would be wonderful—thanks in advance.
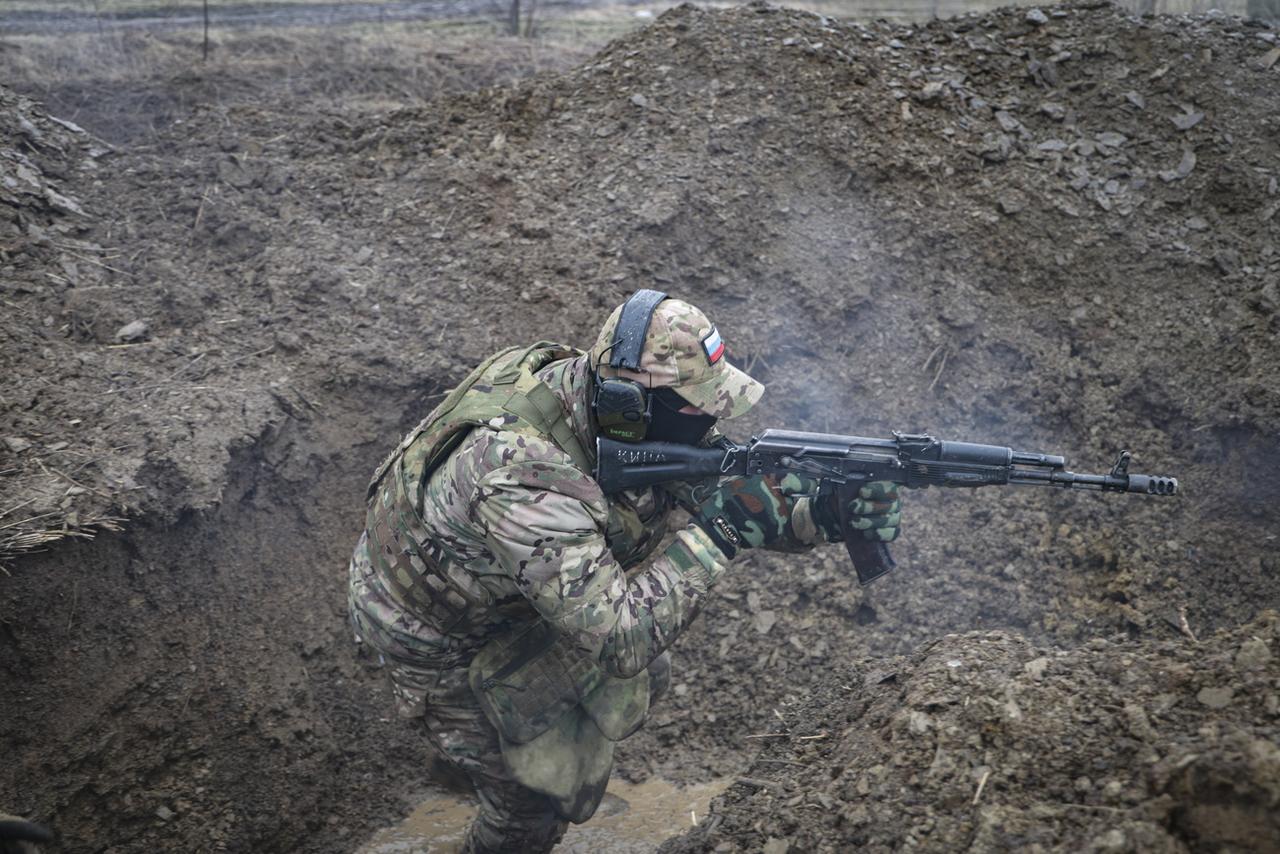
[1,1,1279,851]
[664,613,1280,853]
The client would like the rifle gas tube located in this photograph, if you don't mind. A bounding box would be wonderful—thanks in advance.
[595,429,1178,586]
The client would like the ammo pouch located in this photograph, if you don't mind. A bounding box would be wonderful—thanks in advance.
[469,621,650,822]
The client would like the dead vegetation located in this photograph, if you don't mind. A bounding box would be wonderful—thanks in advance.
[0,512,124,573]
[0,22,601,145]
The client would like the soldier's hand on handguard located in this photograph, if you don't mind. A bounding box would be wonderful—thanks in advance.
[692,474,815,559]
[809,480,903,544]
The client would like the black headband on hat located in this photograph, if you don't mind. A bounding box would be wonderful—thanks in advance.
[610,289,668,371]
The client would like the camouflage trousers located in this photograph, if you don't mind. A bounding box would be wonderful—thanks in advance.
[415,666,570,853]
[348,531,670,853]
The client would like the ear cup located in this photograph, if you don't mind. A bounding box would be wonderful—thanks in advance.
[592,289,667,442]
[593,377,651,442]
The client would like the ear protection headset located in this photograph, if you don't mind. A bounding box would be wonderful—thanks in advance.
[593,289,668,442]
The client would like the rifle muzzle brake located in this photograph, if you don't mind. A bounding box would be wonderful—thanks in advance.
[1127,475,1178,496]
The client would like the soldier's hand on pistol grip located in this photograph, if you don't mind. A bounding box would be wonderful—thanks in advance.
[692,473,814,559]
[813,480,903,543]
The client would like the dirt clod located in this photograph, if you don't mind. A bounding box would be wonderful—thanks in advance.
[113,319,149,342]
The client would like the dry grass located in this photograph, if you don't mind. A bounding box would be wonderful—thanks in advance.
[0,515,125,573]
[4,0,407,12]
[1,17,602,84]
[0,17,619,143]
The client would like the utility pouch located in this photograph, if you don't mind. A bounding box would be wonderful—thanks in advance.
[469,622,652,823]
[469,621,602,744]
[469,622,652,744]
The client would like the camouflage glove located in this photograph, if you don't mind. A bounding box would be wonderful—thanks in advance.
[691,474,814,559]
[807,481,903,544]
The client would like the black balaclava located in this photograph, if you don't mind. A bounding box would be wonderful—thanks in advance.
[647,387,717,445]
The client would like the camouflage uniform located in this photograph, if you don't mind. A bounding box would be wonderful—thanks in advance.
[347,300,819,852]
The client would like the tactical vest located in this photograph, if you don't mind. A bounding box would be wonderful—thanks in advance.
[365,342,592,637]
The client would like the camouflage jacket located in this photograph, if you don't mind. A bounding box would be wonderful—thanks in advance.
[350,351,738,713]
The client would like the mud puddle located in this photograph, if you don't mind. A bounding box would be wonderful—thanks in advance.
[358,777,732,853]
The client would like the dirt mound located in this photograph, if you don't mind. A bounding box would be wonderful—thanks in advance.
[1,1,1279,851]
[3,0,1277,581]
[0,86,101,237]
[0,27,594,146]
[0,87,122,563]
[0,24,593,572]
[664,612,1280,853]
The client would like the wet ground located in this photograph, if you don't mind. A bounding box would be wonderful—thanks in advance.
[359,778,731,853]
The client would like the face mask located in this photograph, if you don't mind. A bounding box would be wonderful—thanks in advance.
[647,387,717,445]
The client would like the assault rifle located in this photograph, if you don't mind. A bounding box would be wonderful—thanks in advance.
[594,430,1178,586]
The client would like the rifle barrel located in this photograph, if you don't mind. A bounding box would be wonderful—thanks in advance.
[1010,468,1178,495]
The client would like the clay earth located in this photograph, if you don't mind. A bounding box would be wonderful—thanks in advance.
[1,1,1278,851]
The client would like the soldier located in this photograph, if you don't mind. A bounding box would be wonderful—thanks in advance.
[348,291,902,852]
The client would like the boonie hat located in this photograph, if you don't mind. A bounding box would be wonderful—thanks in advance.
[590,297,764,419]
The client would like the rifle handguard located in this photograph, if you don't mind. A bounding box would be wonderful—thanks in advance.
[595,432,1177,585]
[837,480,897,586]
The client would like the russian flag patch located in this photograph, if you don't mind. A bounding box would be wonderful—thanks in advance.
[701,327,725,365]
